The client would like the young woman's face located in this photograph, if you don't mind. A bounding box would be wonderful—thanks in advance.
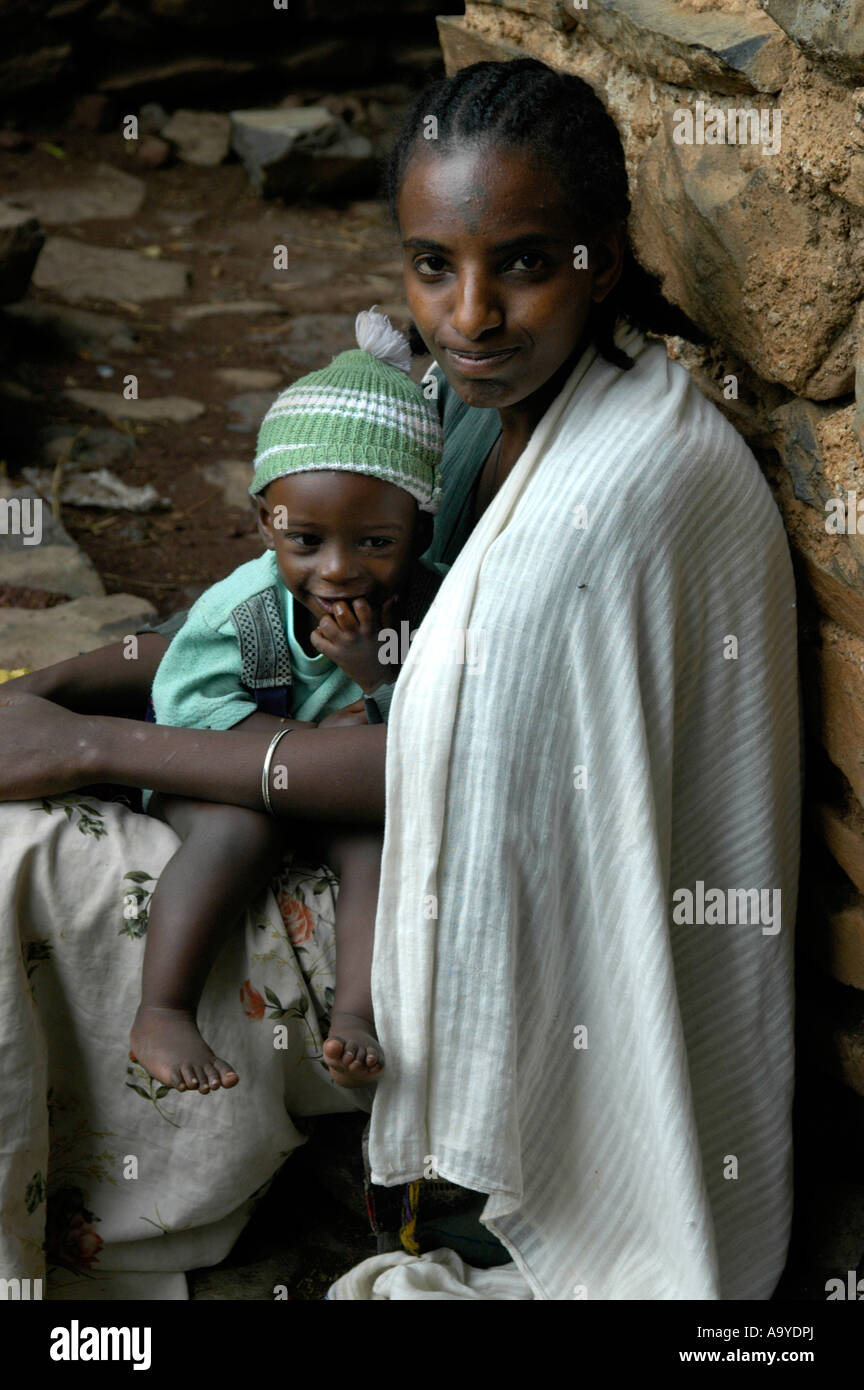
[397,139,624,410]
[255,472,423,626]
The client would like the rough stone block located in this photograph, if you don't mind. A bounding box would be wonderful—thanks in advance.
[814,802,864,900]
[764,0,864,83]
[437,14,530,72]
[476,0,577,30]
[575,0,794,94]
[835,1006,864,1099]
[808,622,864,813]
[632,117,864,396]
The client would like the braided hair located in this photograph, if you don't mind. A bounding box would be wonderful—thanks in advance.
[383,57,705,371]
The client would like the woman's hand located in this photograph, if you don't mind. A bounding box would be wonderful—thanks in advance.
[0,690,96,799]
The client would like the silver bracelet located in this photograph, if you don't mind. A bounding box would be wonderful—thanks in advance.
[261,726,293,815]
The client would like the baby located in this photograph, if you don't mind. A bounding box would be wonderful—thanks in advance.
[129,308,443,1095]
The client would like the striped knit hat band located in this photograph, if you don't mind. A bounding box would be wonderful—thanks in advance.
[249,310,443,512]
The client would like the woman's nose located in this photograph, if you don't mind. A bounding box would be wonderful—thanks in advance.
[448,271,503,341]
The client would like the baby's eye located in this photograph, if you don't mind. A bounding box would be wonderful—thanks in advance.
[287,534,321,547]
[361,536,396,549]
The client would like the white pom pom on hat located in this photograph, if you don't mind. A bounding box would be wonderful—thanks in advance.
[354,304,413,374]
[249,303,442,511]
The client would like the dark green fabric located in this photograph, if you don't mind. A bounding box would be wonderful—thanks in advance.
[422,365,501,570]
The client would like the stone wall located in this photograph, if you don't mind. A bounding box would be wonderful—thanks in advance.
[437,2,864,1280]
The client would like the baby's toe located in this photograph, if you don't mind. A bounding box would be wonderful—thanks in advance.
[180,1064,200,1091]
[214,1059,239,1089]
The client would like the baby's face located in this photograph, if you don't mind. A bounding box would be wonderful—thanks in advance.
[255,471,421,625]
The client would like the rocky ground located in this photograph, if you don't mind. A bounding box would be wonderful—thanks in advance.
[0,104,423,665]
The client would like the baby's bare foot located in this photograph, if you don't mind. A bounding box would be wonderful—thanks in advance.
[130,1004,239,1095]
[323,1011,384,1088]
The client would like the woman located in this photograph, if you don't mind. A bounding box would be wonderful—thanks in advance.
[0,59,799,1299]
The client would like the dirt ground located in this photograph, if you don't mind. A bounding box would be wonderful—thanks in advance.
[0,123,416,621]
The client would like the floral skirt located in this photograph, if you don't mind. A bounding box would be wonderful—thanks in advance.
[0,793,366,1300]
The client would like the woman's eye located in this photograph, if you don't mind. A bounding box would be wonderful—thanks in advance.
[414,255,447,276]
[509,251,546,272]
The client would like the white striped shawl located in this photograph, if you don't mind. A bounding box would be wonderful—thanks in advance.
[368,323,800,1300]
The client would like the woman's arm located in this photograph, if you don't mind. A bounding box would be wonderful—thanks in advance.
[0,693,387,821]
[8,634,169,717]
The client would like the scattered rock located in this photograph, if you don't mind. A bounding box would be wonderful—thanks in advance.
[0,585,69,609]
[0,129,33,151]
[171,299,284,328]
[856,334,864,450]
[0,545,104,599]
[139,102,169,135]
[202,459,255,512]
[65,387,205,423]
[0,593,156,670]
[33,238,191,304]
[225,390,280,432]
[7,163,145,225]
[92,0,160,48]
[136,136,172,170]
[0,44,70,97]
[68,93,113,132]
[98,56,256,99]
[0,202,45,306]
[763,0,864,82]
[161,109,231,167]
[216,368,281,390]
[149,0,248,25]
[24,466,169,511]
[275,312,357,368]
[0,482,104,597]
[38,424,135,471]
[230,107,377,199]
[4,302,141,355]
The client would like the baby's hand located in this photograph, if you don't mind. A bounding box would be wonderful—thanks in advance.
[310,596,398,693]
[317,699,368,728]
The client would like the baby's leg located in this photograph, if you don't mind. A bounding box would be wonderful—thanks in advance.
[130,795,286,1094]
[318,828,385,1088]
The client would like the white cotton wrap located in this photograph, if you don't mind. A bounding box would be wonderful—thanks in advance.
[364,322,801,1301]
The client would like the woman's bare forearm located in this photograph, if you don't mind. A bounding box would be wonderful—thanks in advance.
[10,634,168,716]
[88,715,387,821]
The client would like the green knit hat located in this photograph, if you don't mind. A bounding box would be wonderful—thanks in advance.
[249,307,443,512]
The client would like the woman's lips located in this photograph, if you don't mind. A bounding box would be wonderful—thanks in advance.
[444,346,518,375]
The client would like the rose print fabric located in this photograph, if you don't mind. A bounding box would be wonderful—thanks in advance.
[0,795,366,1300]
